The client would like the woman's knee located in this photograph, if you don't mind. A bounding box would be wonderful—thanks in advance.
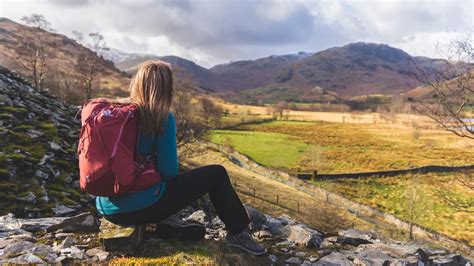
[208,164,229,179]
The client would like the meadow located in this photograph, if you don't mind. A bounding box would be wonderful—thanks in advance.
[208,120,472,173]
[206,118,474,245]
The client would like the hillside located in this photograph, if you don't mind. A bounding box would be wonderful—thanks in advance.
[0,18,130,98]
[112,43,451,104]
[0,66,87,218]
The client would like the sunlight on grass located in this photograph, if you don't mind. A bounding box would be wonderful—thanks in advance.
[207,129,309,170]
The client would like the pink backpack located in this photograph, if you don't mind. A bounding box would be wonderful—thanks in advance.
[78,99,162,197]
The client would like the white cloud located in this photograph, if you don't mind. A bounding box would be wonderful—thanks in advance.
[0,0,472,67]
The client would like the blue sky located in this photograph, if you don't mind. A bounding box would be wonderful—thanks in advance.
[1,0,472,67]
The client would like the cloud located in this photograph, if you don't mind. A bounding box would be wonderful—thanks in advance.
[0,0,472,67]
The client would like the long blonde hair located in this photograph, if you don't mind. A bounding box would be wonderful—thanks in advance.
[129,60,174,136]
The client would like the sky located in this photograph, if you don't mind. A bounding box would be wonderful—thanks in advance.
[1,0,472,68]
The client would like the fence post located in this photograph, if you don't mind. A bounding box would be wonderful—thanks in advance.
[276,195,279,206]
[253,187,256,196]
[297,201,300,213]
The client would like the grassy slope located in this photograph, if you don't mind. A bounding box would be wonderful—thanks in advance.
[210,120,472,173]
[315,171,474,245]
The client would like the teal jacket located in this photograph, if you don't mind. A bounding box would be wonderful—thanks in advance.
[96,112,178,215]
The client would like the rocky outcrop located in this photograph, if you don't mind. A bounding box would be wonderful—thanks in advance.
[1,204,470,265]
[0,67,86,218]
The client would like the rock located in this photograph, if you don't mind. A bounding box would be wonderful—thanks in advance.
[352,249,393,265]
[7,254,44,264]
[0,213,66,233]
[256,229,273,239]
[295,251,306,258]
[210,216,224,229]
[25,129,44,138]
[268,254,277,263]
[337,229,374,246]
[357,242,420,258]
[86,247,109,261]
[286,256,302,264]
[47,212,99,233]
[60,246,85,260]
[59,235,77,249]
[52,205,76,216]
[431,254,468,266]
[54,232,75,239]
[17,192,37,203]
[314,251,353,266]
[0,94,13,106]
[264,215,290,237]
[309,256,318,262]
[287,224,323,248]
[244,205,267,230]
[99,218,145,254]
[49,141,62,150]
[2,240,57,263]
[184,210,209,226]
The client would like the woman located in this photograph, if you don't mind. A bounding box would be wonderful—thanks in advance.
[95,60,266,256]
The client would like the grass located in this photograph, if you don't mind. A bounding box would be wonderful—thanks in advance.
[314,171,474,245]
[206,129,309,170]
[218,120,473,173]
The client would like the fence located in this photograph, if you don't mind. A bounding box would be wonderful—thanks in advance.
[296,164,474,181]
[232,180,300,213]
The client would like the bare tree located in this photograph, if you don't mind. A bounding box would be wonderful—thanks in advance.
[201,97,223,128]
[172,68,209,149]
[73,31,109,100]
[407,33,473,140]
[403,179,425,241]
[15,14,54,90]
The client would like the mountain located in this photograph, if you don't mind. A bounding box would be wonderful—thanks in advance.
[0,66,87,218]
[111,43,447,103]
[0,18,130,99]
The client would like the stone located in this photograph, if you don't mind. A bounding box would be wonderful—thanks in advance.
[17,192,37,203]
[309,256,318,262]
[2,240,57,263]
[264,215,290,238]
[314,252,353,266]
[7,254,44,264]
[286,256,302,264]
[337,229,374,246]
[52,205,76,216]
[244,204,267,230]
[99,218,145,254]
[287,224,323,248]
[49,141,62,150]
[184,210,209,226]
[60,246,85,260]
[25,129,44,138]
[86,247,109,261]
[256,229,273,239]
[59,235,77,249]
[47,212,99,233]
[295,251,306,258]
[352,249,393,265]
[55,232,74,239]
[431,254,468,266]
[268,254,277,263]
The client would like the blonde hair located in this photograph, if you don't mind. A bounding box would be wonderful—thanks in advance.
[129,60,174,136]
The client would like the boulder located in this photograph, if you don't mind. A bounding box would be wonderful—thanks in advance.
[47,212,99,233]
[337,229,375,246]
[86,247,109,261]
[286,256,302,264]
[52,205,76,216]
[314,251,353,266]
[7,253,44,264]
[287,224,323,248]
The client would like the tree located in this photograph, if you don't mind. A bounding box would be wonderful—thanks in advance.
[407,33,473,140]
[201,97,223,128]
[172,68,209,149]
[407,33,474,201]
[73,31,109,100]
[15,14,54,90]
[403,177,425,241]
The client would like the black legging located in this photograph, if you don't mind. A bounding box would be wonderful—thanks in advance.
[103,164,250,234]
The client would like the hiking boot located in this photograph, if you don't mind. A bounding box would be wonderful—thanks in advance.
[226,229,267,256]
[155,214,206,241]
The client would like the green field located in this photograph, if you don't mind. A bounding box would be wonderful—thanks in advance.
[209,120,472,173]
[208,130,308,169]
[207,120,473,244]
